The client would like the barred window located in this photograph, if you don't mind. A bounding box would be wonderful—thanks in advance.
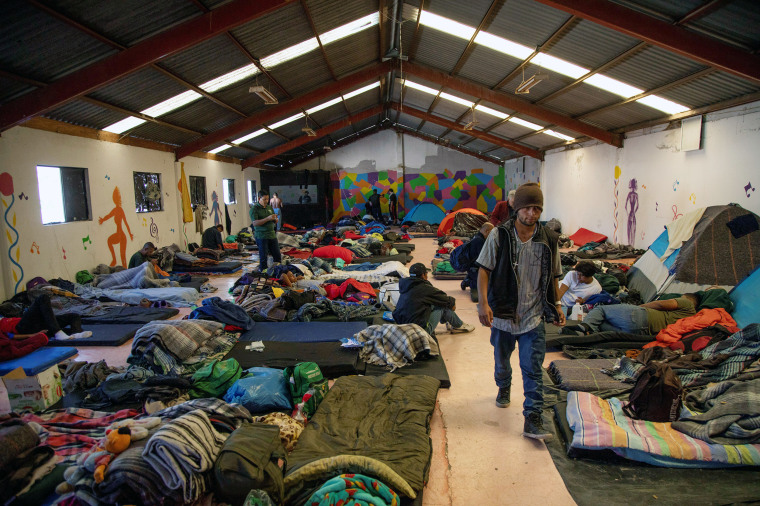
[133,172,163,213]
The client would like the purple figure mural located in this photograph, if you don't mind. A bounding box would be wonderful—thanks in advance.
[210,190,222,226]
[624,178,639,246]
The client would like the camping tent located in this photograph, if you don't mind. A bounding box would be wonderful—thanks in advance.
[437,208,486,236]
[627,205,760,302]
[729,265,760,328]
[403,202,446,225]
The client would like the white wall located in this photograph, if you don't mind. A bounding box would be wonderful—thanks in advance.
[539,102,760,249]
[0,126,259,297]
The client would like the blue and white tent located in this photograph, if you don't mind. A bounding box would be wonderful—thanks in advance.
[403,202,446,225]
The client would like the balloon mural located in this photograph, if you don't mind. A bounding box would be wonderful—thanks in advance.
[0,172,24,293]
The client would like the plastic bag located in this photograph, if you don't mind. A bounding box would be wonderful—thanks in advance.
[224,367,293,414]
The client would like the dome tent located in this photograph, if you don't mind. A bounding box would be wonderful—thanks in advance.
[403,202,446,225]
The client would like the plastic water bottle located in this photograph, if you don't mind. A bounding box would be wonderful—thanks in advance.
[570,303,583,321]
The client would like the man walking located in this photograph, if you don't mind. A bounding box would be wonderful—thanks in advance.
[476,183,565,440]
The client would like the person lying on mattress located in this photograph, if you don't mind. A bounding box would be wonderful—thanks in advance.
[563,293,698,336]
[0,280,92,341]
[392,263,475,338]
[557,260,603,315]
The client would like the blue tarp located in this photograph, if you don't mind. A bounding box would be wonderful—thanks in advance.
[730,266,760,328]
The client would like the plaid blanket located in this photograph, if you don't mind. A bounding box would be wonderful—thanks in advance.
[94,262,177,290]
[130,320,224,362]
[567,391,760,468]
[354,324,439,371]
[606,324,760,388]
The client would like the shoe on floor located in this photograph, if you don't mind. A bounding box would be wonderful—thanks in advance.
[460,279,469,291]
[449,322,475,333]
[522,412,553,440]
[470,290,479,303]
[495,387,510,408]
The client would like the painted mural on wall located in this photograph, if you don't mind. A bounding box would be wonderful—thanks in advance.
[210,191,222,226]
[331,164,504,221]
[98,187,133,267]
[625,178,639,246]
[0,172,24,293]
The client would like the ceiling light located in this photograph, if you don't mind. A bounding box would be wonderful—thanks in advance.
[532,53,587,79]
[343,81,381,100]
[439,92,474,108]
[475,104,508,119]
[261,38,320,68]
[203,63,259,93]
[404,80,439,96]
[307,97,343,114]
[544,130,575,141]
[142,90,202,117]
[209,144,232,154]
[584,75,642,98]
[463,105,478,131]
[419,10,475,40]
[636,95,689,115]
[302,127,317,137]
[103,116,146,134]
[249,86,278,105]
[233,128,267,144]
[473,32,534,60]
[269,113,305,130]
[515,73,548,94]
[510,117,543,130]
[320,12,379,45]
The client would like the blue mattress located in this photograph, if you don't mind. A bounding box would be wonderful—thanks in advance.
[46,324,143,347]
[172,261,243,273]
[239,321,368,343]
[0,346,78,375]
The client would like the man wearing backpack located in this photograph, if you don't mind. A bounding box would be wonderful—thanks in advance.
[453,222,494,303]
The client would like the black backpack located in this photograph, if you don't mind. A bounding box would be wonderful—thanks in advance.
[623,362,683,422]
[449,245,471,272]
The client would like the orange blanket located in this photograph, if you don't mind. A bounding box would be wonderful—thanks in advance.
[643,308,739,348]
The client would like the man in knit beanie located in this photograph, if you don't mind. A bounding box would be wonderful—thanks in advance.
[475,182,565,440]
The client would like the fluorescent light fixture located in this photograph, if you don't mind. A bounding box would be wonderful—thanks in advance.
[475,105,508,119]
[515,73,548,94]
[209,144,232,154]
[463,120,478,131]
[324,145,332,152]
[103,116,146,134]
[404,80,440,96]
[584,75,642,98]
[302,127,317,137]
[636,95,689,114]
[439,92,474,108]
[249,85,279,105]
[233,128,267,144]
[261,38,320,68]
[544,130,575,141]
[307,97,342,114]
[202,63,259,93]
[419,10,475,40]
[320,12,379,45]
[510,117,543,130]
[269,112,305,130]
[142,90,202,117]
[474,32,534,60]
[531,53,587,79]
[343,81,381,100]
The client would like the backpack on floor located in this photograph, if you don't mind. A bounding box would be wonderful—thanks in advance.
[623,363,683,422]
[283,362,327,422]
[448,244,471,272]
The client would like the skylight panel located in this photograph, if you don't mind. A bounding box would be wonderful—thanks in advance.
[544,130,574,141]
[209,144,232,154]
[201,63,260,93]
[307,97,343,115]
[261,38,320,68]
[509,117,543,130]
[475,105,508,119]
[474,32,534,60]
[404,80,440,96]
[269,113,305,130]
[103,116,147,134]
[233,129,268,144]
[636,95,689,115]
[531,53,587,79]
[142,90,202,117]
[419,10,476,40]
[439,92,473,108]
[584,75,642,98]
[320,12,379,45]
[343,81,381,100]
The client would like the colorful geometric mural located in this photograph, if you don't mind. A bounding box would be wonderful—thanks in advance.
[331,166,504,221]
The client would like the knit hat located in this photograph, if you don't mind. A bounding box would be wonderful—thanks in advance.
[409,263,430,277]
[512,183,543,212]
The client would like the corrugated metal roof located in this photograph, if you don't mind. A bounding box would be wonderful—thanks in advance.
[161,100,242,134]
[430,100,470,122]
[614,0,699,20]
[49,0,201,46]
[266,53,334,97]
[464,138,495,152]
[419,122,448,138]
[230,3,313,62]
[488,0,572,48]
[427,0,501,28]
[344,88,381,113]
[128,122,198,146]
[399,89,436,111]
[691,0,760,50]
[44,99,126,130]
[519,132,563,149]
[490,121,530,140]
[88,67,189,113]
[603,45,706,94]
[219,147,250,160]
[245,132,286,152]
[662,71,760,109]
[0,3,116,82]
[582,101,664,130]
[546,19,638,69]
[539,83,623,117]
[496,63,578,100]
[323,28,379,77]
[0,79,34,106]
[159,35,253,87]
[214,82,277,117]
[304,0,377,33]
[413,29,469,74]
[456,45,521,89]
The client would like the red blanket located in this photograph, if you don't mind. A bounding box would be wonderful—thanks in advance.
[644,308,739,349]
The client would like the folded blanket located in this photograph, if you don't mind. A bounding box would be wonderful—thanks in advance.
[130,320,224,362]
[354,324,439,371]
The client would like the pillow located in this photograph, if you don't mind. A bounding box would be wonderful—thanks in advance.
[312,245,354,263]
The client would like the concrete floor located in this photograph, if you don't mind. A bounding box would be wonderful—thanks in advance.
[72,236,576,505]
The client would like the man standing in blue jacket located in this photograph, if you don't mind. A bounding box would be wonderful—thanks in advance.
[456,222,494,303]
[476,183,565,440]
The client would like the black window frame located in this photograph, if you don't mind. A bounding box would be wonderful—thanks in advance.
[133,171,163,213]
[36,165,92,225]
[223,178,237,204]
[247,180,257,204]
[189,176,207,206]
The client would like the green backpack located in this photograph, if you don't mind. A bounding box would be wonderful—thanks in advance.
[190,358,242,398]
[283,362,328,422]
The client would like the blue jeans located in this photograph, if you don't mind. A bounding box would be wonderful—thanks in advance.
[584,305,649,334]
[427,306,463,336]
[256,237,281,270]
[491,324,546,416]
[273,208,281,231]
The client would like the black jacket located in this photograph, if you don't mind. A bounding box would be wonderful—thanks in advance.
[486,218,561,324]
[392,277,455,328]
[201,226,223,250]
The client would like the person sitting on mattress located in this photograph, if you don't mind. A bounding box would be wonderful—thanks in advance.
[392,263,475,337]
[563,294,698,336]
[557,260,602,315]
[201,224,225,250]
[0,279,92,341]
[128,242,158,269]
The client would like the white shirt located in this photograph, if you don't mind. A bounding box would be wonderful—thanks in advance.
[559,270,602,306]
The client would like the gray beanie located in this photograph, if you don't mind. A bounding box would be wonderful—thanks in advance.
[513,182,543,211]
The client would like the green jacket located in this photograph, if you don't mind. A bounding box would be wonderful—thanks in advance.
[251,203,276,239]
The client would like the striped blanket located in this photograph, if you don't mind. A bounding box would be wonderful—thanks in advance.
[567,391,760,468]
[94,262,176,289]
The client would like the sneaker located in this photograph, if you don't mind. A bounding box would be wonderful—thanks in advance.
[470,290,479,303]
[449,322,475,333]
[460,279,469,291]
[495,387,510,408]
[522,412,553,440]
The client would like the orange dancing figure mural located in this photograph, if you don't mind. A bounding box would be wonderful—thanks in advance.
[98,187,133,267]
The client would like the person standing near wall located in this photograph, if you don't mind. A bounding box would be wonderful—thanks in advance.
[476,182,565,440]
[270,192,282,231]
[369,189,382,222]
[387,188,398,224]
[251,190,281,271]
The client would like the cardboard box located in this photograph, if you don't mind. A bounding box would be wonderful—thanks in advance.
[2,365,63,413]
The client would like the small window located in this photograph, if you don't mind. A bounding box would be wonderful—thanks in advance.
[133,172,163,213]
[247,180,257,204]
[223,178,236,204]
[36,165,91,224]
[189,176,206,206]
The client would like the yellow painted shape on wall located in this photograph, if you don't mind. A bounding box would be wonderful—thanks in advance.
[15,248,19,261]
[12,213,16,227]
[477,194,487,211]
[13,271,17,282]
[6,230,11,243]
[614,165,621,179]
[1,199,6,207]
